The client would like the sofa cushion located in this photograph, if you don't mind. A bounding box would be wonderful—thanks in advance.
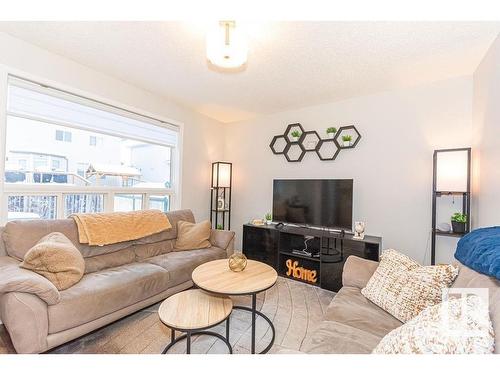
[84,248,136,274]
[143,247,226,286]
[2,209,195,260]
[3,219,132,260]
[20,232,85,290]
[325,286,402,338]
[373,295,494,354]
[174,220,211,251]
[301,320,382,354]
[133,240,174,261]
[47,262,169,334]
[361,249,458,322]
[452,262,500,353]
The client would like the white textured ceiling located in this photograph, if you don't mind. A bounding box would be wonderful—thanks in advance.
[0,21,499,123]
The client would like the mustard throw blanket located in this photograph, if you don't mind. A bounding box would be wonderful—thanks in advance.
[70,209,172,246]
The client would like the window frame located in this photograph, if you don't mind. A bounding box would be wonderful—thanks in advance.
[55,129,64,141]
[0,68,184,224]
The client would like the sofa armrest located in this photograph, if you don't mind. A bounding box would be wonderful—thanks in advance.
[0,256,60,305]
[342,256,379,289]
[210,229,235,257]
[0,292,49,353]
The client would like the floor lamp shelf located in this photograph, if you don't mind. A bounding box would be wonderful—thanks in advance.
[430,148,471,265]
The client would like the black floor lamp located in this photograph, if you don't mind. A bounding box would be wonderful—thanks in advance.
[431,148,471,265]
[210,162,232,230]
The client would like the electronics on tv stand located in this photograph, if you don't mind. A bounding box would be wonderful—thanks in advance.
[291,249,320,258]
[274,222,352,236]
[290,235,320,258]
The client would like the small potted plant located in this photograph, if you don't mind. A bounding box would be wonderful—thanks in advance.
[451,212,467,233]
[216,224,223,230]
[291,130,301,142]
[342,134,352,147]
[265,213,272,225]
[326,127,337,139]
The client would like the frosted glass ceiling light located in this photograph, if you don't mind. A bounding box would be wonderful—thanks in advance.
[206,21,248,69]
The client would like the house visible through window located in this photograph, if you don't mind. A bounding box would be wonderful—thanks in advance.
[76,162,88,178]
[3,76,180,221]
[55,130,72,142]
[52,159,61,170]
[18,159,27,170]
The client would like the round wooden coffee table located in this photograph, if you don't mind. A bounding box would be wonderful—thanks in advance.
[192,259,278,354]
[158,289,233,354]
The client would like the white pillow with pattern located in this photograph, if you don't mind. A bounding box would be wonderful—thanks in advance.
[361,249,458,322]
[373,295,494,354]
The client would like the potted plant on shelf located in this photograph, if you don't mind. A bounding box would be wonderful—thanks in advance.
[265,213,272,225]
[451,212,467,233]
[326,127,337,139]
[216,224,223,230]
[291,130,301,142]
[342,134,352,147]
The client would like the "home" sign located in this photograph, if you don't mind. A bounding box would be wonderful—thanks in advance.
[285,259,318,283]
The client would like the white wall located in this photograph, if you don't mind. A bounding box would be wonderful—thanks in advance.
[473,35,500,228]
[0,32,483,264]
[0,33,225,221]
[225,76,473,264]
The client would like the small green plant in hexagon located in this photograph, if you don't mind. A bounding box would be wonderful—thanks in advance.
[342,134,352,142]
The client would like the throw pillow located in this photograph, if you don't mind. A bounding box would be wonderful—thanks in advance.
[20,232,85,290]
[361,249,458,322]
[174,220,211,250]
[373,295,495,354]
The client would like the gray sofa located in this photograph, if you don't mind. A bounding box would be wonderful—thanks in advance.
[0,209,235,354]
[296,256,500,354]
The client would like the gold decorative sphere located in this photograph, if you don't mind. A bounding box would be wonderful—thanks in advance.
[228,253,247,272]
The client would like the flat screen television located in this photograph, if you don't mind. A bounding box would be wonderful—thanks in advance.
[272,179,353,230]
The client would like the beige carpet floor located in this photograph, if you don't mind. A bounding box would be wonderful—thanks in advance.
[0,277,335,354]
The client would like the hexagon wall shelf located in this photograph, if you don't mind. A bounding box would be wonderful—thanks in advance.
[270,135,287,154]
[334,125,362,150]
[316,139,340,161]
[269,123,361,162]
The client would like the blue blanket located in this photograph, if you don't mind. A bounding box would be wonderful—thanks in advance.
[455,226,500,279]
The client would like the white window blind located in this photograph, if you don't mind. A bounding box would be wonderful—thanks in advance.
[7,76,178,147]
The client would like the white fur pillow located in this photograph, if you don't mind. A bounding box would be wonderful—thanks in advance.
[362,249,458,322]
[373,295,495,354]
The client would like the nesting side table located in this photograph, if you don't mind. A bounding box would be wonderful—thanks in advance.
[158,289,233,354]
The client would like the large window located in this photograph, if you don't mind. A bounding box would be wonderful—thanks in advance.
[2,76,180,222]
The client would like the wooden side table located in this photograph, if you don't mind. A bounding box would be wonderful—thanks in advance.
[158,289,233,354]
[192,259,278,354]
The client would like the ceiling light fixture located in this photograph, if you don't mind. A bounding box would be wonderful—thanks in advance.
[206,21,248,69]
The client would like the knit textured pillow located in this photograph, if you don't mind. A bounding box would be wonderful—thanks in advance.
[361,249,458,322]
[373,295,494,354]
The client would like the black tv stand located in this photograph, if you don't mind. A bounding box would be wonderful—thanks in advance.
[242,223,381,292]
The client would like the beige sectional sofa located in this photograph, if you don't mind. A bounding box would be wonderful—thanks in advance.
[0,209,235,354]
[298,256,500,354]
